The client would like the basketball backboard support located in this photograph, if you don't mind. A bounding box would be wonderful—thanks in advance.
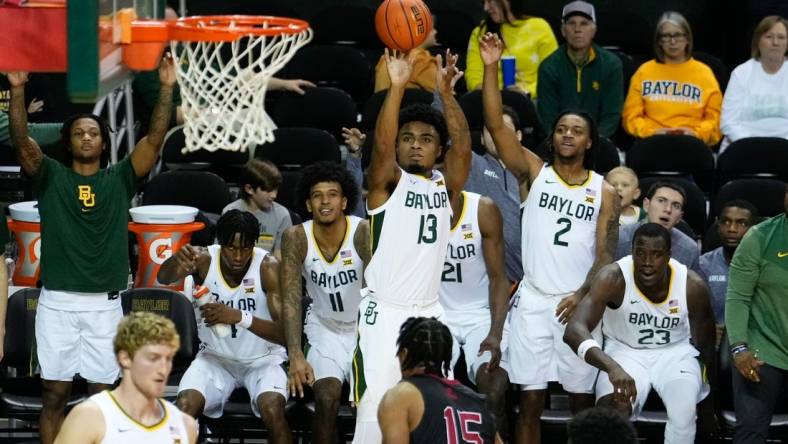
[67,0,162,103]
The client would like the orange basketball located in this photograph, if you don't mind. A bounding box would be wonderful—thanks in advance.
[374,0,433,52]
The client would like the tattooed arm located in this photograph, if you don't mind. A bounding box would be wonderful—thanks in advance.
[130,55,176,177]
[5,72,43,176]
[354,220,371,266]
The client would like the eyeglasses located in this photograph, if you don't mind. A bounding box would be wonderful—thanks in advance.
[658,32,687,43]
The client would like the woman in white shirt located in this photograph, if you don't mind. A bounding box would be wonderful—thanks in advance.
[720,16,788,152]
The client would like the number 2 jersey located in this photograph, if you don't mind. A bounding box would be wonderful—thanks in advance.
[602,255,692,350]
[302,216,364,324]
[439,191,488,312]
[200,245,286,362]
[365,169,452,306]
[405,374,496,444]
[521,165,604,294]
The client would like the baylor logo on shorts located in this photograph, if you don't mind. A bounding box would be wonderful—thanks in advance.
[364,301,379,325]
[78,185,95,208]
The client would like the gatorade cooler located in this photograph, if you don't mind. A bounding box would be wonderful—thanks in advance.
[128,205,204,289]
[7,201,41,287]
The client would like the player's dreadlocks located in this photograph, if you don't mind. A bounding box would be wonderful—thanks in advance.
[396,317,453,377]
[543,108,598,171]
[216,209,259,248]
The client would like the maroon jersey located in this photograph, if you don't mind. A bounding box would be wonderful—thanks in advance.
[405,374,496,444]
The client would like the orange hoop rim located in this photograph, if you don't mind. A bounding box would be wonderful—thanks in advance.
[130,15,311,43]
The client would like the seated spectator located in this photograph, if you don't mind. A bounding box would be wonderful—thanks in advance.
[700,200,758,346]
[374,23,438,92]
[720,15,788,152]
[222,159,292,258]
[466,0,558,97]
[615,181,701,273]
[537,1,624,138]
[622,11,722,147]
[0,112,61,147]
[567,407,638,444]
[605,166,644,225]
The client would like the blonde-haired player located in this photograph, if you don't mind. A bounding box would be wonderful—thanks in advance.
[605,167,644,225]
[55,312,197,443]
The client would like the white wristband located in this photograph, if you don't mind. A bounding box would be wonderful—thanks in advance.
[577,339,601,362]
[238,310,253,329]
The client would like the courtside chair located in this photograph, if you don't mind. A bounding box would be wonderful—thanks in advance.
[0,288,87,431]
[637,176,707,238]
[271,87,358,144]
[717,137,788,186]
[280,45,373,105]
[309,6,380,49]
[627,135,716,193]
[360,88,435,132]
[712,179,788,221]
[458,90,546,152]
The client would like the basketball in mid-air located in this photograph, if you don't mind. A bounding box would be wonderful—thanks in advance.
[374,0,433,52]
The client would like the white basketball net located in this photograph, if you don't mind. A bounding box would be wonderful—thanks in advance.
[171,22,312,153]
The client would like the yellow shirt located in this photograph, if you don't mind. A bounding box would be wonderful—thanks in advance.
[622,58,722,145]
[465,17,558,97]
[374,48,437,93]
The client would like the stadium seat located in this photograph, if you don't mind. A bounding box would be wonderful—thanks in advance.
[200,391,304,441]
[309,6,380,49]
[0,288,87,427]
[717,137,788,185]
[280,45,373,104]
[430,8,476,54]
[608,48,637,94]
[693,51,730,92]
[458,90,546,151]
[141,170,232,216]
[120,288,199,382]
[593,137,622,175]
[712,179,787,221]
[156,125,250,182]
[182,0,302,18]
[701,221,722,254]
[276,169,307,220]
[254,127,341,169]
[593,11,652,55]
[627,135,716,192]
[271,87,357,143]
[637,176,707,238]
[360,88,435,132]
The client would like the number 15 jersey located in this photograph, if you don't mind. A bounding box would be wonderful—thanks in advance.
[521,165,604,295]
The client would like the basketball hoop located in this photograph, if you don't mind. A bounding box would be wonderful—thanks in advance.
[124,15,312,153]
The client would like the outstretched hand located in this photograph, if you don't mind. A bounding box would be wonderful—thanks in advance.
[158,53,177,87]
[384,49,415,87]
[436,49,464,95]
[4,72,29,87]
[479,32,504,65]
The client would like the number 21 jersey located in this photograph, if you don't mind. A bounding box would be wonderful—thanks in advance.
[521,165,603,294]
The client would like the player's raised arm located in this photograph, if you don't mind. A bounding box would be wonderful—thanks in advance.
[5,72,43,176]
[436,50,471,197]
[279,226,315,397]
[686,271,717,387]
[477,197,508,369]
[479,33,542,187]
[130,54,176,178]
[563,264,637,403]
[367,50,415,209]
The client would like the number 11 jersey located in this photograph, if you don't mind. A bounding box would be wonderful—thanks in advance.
[521,165,604,295]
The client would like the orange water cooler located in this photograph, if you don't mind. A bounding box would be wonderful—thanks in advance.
[7,201,41,286]
[128,205,204,290]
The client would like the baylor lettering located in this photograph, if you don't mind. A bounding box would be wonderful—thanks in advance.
[309,269,359,288]
[628,312,680,329]
[447,243,476,260]
[404,190,449,210]
[641,80,702,104]
[538,192,595,221]
[221,297,257,312]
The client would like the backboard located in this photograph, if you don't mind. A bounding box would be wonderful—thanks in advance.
[67,0,162,103]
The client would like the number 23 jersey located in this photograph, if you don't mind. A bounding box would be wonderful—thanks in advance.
[521,165,603,294]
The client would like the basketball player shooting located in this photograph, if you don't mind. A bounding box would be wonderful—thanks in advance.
[54,312,197,444]
[281,161,370,444]
[479,32,621,444]
[351,48,471,444]
[564,223,717,443]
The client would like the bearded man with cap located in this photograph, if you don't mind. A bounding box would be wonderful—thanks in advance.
[537,0,624,139]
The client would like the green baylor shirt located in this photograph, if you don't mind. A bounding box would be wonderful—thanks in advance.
[32,156,138,293]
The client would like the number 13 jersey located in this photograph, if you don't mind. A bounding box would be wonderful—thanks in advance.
[365,169,452,306]
[521,165,604,294]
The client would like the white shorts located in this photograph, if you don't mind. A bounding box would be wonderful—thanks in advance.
[35,302,122,383]
[350,294,446,422]
[178,351,287,418]
[444,309,510,382]
[596,341,710,418]
[304,309,356,383]
[508,282,598,393]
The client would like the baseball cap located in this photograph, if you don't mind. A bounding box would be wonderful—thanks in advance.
[562,1,596,23]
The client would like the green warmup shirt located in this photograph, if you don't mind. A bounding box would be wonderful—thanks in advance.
[725,213,788,370]
[32,156,138,293]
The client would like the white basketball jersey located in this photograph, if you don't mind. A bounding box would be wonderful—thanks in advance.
[365,168,452,306]
[200,245,286,361]
[439,192,489,312]
[302,216,364,324]
[602,256,692,350]
[91,391,189,444]
[521,165,604,294]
